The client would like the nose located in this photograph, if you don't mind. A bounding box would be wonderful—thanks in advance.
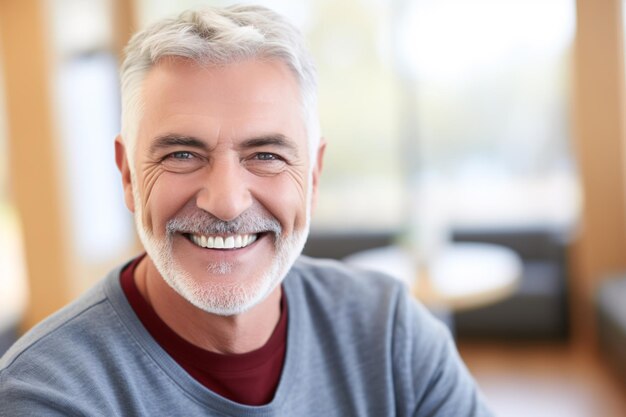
[195,157,253,221]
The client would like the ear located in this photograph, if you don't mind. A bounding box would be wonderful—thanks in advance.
[115,135,135,213]
[310,138,327,212]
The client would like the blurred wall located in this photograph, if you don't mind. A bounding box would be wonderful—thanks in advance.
[0,0,138,330]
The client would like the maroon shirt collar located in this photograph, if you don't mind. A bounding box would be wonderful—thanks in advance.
[120,255,288,405]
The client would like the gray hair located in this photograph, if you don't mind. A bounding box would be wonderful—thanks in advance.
[120,4,320,165]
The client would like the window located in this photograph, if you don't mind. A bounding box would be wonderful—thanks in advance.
[49,0,134,263]
[135,0,580,238]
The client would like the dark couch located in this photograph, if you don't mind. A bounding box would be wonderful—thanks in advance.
[451,227,571,340]
[304,227,571,341]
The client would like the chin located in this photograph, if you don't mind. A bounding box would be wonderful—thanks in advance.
[136,215,309,316]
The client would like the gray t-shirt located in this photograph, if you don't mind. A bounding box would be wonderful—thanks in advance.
[0,256,492,416]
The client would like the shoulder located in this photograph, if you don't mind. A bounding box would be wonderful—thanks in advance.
[1,279,111,370]
[286,258,492,415]
[288,255,407,303]
[284,255,439,342]
[287,255,439,316]
[0,266,132,405]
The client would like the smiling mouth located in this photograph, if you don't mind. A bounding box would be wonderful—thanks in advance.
[184,233,261,250]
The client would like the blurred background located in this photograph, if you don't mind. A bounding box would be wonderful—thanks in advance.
[0,0,625,415]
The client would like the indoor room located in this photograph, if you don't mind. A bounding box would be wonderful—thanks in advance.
[1,0,625,415]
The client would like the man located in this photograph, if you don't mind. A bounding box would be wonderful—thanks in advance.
[0,5,492,416]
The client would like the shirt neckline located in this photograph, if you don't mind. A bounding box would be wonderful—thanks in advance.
[119,255,289,374]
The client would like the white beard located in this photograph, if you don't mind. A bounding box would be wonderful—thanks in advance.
[131,174,311,316]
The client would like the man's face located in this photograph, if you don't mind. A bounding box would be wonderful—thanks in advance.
[117,57,324,315]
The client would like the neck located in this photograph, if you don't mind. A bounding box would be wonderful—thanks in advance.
[134,256,282,354]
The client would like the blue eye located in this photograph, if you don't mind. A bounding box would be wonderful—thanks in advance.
[255,153,280,161]
[170,151,194,159]
[244,152,286,176]
[159,149,206,173]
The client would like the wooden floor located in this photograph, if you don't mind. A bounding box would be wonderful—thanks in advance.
[458,341,626,417]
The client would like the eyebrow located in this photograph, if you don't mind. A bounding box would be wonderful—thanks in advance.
[149,134,208,155]
[148,133,300,157]
[238,134,299,156]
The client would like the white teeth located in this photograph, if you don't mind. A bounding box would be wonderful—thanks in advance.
[189,233,259,250]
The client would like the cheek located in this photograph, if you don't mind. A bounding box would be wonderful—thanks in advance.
[252,174,311,232]
[143,175,199,234]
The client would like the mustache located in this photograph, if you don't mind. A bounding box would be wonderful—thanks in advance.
[165,209,282,236]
